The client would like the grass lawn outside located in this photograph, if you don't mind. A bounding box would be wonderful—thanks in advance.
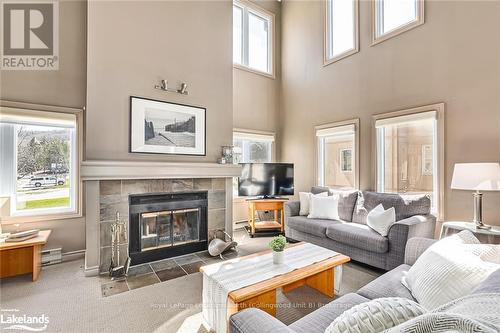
[21,197,71,210]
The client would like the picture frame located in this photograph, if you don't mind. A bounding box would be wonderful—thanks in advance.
[129,96,206,156]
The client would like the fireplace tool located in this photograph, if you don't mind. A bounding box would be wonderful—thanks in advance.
[208,229,238,259]
[109,212,131,280]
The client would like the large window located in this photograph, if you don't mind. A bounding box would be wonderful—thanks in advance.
[324,0,359,65]
[0,107,80,220]
[316,120,359,190]
[233,131,274,164]
[374,104,444,218]
[233,0,274,76]
[373,0,424,44]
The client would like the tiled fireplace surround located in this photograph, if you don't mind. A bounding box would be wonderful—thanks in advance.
[98,178,226,273]
[82,161,240,276]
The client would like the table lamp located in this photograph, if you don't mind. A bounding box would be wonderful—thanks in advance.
[451,162,500,229]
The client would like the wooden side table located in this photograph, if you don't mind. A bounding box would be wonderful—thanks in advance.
[0,230,51,281]
[440,221,500,244]
[247,199,287,237]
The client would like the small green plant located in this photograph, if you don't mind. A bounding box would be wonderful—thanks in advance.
[269,235,287,252]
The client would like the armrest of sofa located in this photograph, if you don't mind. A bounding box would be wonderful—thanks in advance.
[404,237,438,266]
[284,200,300,218]
[385,214,436,269]
[230,308,296,333]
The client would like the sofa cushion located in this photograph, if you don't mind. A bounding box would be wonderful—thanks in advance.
[329,190,358,222]
[311,186,330,195]
[287,216,341,238]
[326,223,389,253]
[290,293,369,333]
[352,191,431,224]
[325,297,425,333]
[358,264,415,301]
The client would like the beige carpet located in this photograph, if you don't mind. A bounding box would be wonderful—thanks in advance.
[0,230,381,333]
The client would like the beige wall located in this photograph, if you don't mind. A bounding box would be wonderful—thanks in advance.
[233,0,281,138]
[0,1,87,253]
[86,0,233,162]
[280,0,500,226]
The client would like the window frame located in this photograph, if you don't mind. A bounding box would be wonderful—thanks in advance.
[372,103,445,220]
[233,0,275,78]
[371,0,424,46]
[0,101,83,224]
[315,118,360,190]
[323,0,360,66]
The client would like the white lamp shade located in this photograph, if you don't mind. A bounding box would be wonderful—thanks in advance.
[451,163,500,191]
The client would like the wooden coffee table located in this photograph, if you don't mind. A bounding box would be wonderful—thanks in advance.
[200,243,350,321]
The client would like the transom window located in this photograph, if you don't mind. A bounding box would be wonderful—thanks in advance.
[373,0,424,44]
[233,0,274,76]
[316,120,359,190]
[0,107,79,220]
[374,105,444,218]
[324,0,359,64]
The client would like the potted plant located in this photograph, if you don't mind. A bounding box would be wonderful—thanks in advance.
[269,235,287,264]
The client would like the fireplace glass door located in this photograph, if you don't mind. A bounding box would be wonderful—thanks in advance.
[140,208,200,251]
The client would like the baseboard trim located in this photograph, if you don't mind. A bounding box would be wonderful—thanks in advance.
[62,249,85,262]
[84,265,99,277]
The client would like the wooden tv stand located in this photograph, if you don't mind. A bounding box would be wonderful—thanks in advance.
[246,199,287,237]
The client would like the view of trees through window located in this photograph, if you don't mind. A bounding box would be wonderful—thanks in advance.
[16,125,72,211]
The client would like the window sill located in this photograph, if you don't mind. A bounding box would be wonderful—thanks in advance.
[0,211,82,225]
[233,64,275,79]
[371,19,424,46]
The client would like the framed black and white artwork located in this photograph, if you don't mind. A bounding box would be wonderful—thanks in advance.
[130,96,206,156]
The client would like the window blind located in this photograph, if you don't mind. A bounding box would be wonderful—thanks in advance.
[233,131,275,142]
[375,111,436,128]
[0,107,76,128]
[316,124,355,137]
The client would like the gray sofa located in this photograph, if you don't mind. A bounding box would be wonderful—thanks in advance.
[229,238,500,333]
[285,187,436,270]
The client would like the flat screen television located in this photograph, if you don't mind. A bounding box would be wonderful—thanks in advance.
[238,163,294,198]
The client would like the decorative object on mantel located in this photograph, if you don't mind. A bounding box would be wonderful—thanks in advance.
[130,96,206,156]
[154,79,189,95]
[451,162,500,230]
[221,145,234,164]
[269,235,287,264]
[109,212,130,280]
[208,229,237,259]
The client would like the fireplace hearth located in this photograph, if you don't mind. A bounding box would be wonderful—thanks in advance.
[129,191,208,265]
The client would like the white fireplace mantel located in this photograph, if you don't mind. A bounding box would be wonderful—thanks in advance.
[81,160,242,181]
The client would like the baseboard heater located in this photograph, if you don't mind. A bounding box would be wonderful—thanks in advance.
[41,248,62,266]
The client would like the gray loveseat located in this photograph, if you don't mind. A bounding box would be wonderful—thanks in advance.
[229,238,500,333]
[285,187,436,270]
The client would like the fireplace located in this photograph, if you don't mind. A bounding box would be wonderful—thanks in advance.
[129,191,208,265]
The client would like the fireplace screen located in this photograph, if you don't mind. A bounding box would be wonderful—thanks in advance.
[140,208,200,251]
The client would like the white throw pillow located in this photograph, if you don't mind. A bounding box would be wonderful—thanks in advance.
[366,204,396,236]
[307,194,339,220]
[299,191,328,216]
[403,230,500,310]
[324,297,425,333]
